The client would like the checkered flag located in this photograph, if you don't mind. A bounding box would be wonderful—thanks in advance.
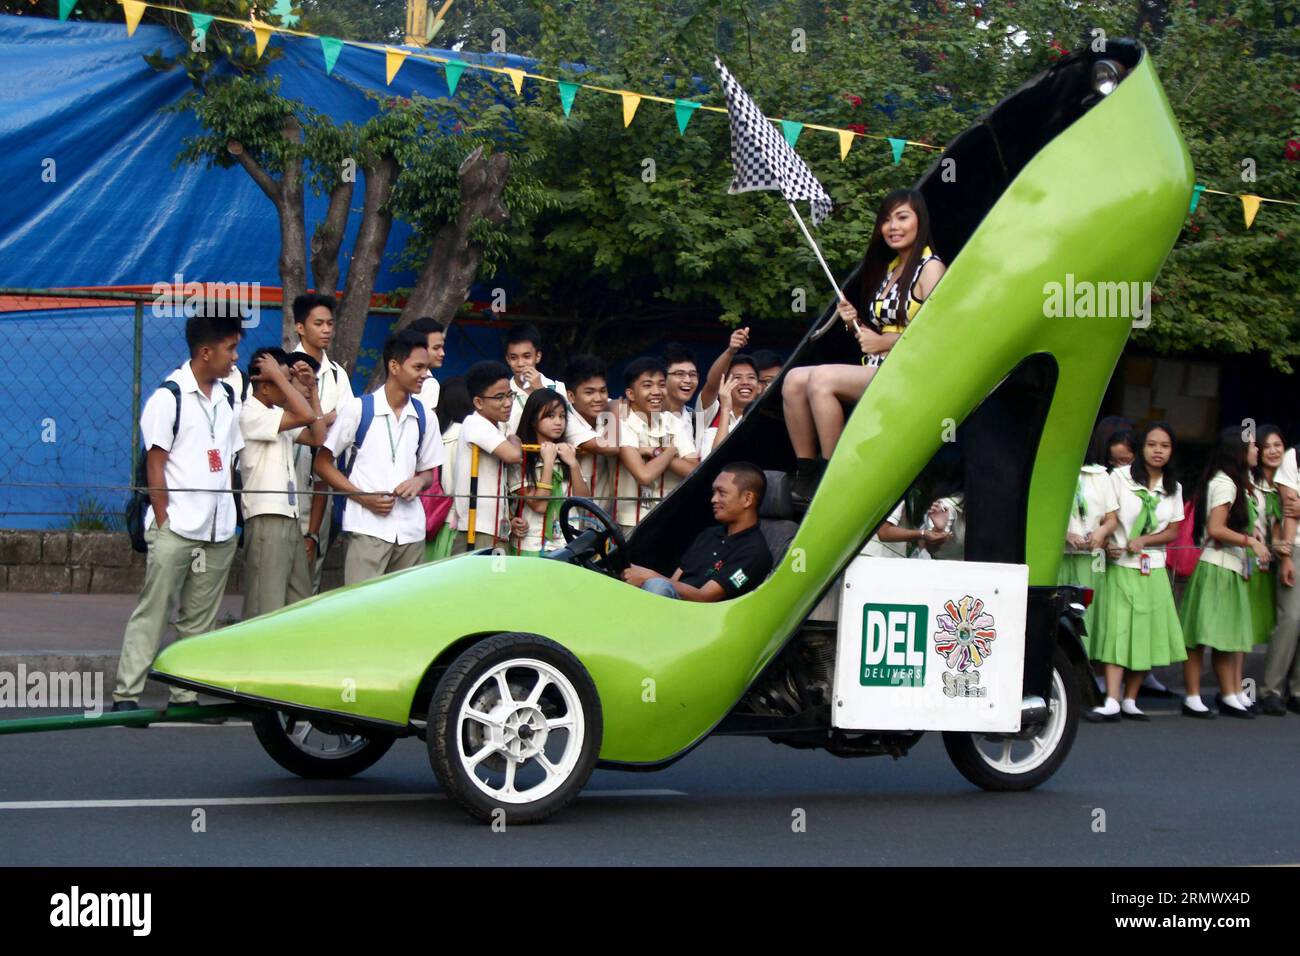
[716,57,833,226]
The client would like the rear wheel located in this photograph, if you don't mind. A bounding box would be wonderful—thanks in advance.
[942,643,1079,791]
[251,710,394,779]
[428,633,602,825]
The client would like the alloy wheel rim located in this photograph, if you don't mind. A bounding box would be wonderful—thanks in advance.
[973,667,1067,775]
[456,658,584,805]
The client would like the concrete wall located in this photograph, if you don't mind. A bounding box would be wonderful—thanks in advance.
[0,530,345,593]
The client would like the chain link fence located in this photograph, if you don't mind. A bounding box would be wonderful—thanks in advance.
[0,288,402,530]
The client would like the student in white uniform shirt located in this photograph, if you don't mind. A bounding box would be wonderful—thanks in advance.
[695,328,759,454]
[663,342,701,446]
[450,361,525,554]
[565,355,621,518]
[1090,422,1187,722]
[288,293,354,583]
[616,357,699,536]
[238,348,327,618]
[112,313,245,713]
[860,500,947,558]
[409,316,446,411]
[509,389,592,555]
[314,330,444,584]
[1263,438,1300,715]
[500,323,581,441]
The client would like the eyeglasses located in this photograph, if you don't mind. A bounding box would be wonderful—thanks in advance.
[667,371,699,380]
[482,392,513,404]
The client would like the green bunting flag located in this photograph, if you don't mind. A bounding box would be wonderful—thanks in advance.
[190,12,213,43]
[319,36,343,75]
[58,0,76,21]
[1188,183,1206,214]
[780,119,804,148]
[558,80,579,116]
[444,59,467,96]
[888,137,906,164]
[674,99,701,135]
[270,0,299,28]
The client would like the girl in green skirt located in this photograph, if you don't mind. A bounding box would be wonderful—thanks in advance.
[1180,427,1267,719]
[1249,425,1286,647]
[1058,423,1121,658]
[508,388,590,556]
[1089,422,1187,722]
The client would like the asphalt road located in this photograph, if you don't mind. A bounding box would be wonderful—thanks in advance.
[1,701,1297,866]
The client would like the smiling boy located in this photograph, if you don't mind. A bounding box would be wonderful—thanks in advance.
[615,357,699,537]
[450,360,525,553]
[314,330,444,584]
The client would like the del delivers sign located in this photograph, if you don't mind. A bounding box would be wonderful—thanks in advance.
[833,558,1028,732]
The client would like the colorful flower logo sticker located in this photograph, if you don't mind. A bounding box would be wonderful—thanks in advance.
[933,595,996,673]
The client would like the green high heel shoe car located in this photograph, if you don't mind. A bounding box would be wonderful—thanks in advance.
[147,39,1193,824]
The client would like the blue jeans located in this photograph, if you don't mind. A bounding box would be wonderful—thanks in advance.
[642,577,679,599]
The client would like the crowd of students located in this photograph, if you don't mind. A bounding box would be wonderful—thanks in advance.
[108,295,790,713]
[1060,416,1300,722]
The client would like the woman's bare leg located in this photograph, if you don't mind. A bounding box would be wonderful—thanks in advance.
[1183,647,1203,699]
[809,364,877,457]
[782,367,818,459]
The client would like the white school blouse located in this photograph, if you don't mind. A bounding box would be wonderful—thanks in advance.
[1108,465,1183,571]
[1197,471,1249,577]
[1065,464,1120,554]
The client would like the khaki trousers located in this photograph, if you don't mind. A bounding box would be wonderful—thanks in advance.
[242,514,312,620]
[343,533,424,585]
[1263,578,1300,698]
[114,524,237,703]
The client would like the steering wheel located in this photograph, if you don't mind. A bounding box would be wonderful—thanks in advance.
[557,497,629,576]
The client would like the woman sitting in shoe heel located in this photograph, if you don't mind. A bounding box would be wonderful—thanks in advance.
[1179,427,1266,719]
[783,188,946,506]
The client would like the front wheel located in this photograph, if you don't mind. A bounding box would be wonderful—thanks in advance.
[251,710,395,779]
[428,633,603,825]
[942,643,1079,792]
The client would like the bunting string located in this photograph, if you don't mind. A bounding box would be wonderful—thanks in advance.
[97,0,1300,222]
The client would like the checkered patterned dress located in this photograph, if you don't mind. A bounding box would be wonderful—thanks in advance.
[862,247,941,368]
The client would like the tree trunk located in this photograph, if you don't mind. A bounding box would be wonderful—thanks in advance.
[331,153,399,374]
[361,146,512,390]
[276,116,307,346]
[227,115,308,347]
[310,177,355,297]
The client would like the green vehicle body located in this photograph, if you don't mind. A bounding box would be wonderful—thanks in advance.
[153,42,1193,765]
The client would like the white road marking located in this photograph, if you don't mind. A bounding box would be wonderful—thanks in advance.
[0,789,684,810]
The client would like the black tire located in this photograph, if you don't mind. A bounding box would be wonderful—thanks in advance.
[251,709,395,779]
[942,643,1080,792]
[428,633,603,825]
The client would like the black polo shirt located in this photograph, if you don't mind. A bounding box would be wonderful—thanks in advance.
[677,522,772,598]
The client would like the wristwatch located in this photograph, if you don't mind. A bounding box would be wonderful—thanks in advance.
[304,532,320,547]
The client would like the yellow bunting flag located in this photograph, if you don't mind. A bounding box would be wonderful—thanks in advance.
[121,0,146,36]
[385,48,407,85]
[621,92,641,128]
[503,68,526,95]
[1240,195,1262,229]
[252,23,273,58]
[838,129,855,161]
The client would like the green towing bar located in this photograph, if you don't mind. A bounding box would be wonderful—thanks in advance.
[0,704,259,735]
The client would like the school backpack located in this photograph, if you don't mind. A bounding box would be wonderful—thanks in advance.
[125,379,236,553]
[330,392,428,532]
[1166,499,1201,578]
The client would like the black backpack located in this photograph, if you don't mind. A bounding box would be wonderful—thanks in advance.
[125,379,237,552]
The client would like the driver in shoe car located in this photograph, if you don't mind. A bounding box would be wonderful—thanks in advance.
[621,461,773,601]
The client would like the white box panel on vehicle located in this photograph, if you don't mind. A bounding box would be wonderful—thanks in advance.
[832,558,1029,733]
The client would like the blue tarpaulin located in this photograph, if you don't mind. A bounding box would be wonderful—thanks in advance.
[0,14,535,528]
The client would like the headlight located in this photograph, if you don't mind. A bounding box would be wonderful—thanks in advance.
[1091,59,1123,96]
